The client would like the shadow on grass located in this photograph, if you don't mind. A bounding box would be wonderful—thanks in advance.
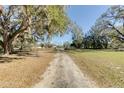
[0,51,40,63]
[15,51,40,57]
[0,56,22,63]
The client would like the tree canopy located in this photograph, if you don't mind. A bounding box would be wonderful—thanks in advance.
[84,5,124,49]
[0,5,69,54]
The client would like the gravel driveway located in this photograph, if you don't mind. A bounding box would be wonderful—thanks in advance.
[33,53,97,88]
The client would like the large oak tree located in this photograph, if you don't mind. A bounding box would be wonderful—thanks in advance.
[0,5,69,54]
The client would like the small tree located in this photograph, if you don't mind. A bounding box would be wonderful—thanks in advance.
[63,41,70,50]
[71,23,83,48]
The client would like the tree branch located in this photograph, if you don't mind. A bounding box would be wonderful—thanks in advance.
[10,24,29,42]
[108,23,124,37]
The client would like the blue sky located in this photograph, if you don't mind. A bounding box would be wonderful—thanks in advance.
[51,5,109,45]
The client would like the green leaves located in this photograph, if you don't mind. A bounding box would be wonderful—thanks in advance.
[92,5,124,48]
[46,6,69,34]
[71,22,83,48]
[0,5,70,53]
[30,5,69,40]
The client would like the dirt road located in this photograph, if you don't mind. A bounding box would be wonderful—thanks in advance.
[33,53,97,88]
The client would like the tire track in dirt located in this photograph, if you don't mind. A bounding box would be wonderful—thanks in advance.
[33,53,97,88]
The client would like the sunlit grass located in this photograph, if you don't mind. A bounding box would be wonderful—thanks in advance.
[68,50,124,87]
[0,50,54,88]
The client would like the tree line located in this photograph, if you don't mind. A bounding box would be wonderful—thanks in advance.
[66,5,124,50]
[1,5,124,53]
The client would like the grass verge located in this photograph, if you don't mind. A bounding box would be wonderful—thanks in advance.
[68,49,124,87]
[0,50,54,88]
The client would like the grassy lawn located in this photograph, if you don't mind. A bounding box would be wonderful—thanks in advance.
[68,49,124,87]
[0,50,54,88]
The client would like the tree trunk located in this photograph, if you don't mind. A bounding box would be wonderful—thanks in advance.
[3,33,13,55]
[3,42,13,55]
[8,41,13,54]
[3,42,9,55]
[3,32,9,55]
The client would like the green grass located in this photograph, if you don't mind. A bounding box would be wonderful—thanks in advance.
[68,49,124,87]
